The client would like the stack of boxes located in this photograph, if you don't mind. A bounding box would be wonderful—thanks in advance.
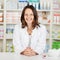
[6,25,14,39]
[6,12,20,24]
[0,26,4,39]
[53,13,60,24]
[53,0,60,10]
[52,41,60,49]
[0,12,3,22]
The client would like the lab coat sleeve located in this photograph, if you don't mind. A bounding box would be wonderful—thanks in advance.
[13,25,25,55]
[33,26,47,55]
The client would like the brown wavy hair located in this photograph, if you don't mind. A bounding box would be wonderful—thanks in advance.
[21,5,40,29]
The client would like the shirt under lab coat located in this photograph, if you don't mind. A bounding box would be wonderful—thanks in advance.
[13,24,47,55]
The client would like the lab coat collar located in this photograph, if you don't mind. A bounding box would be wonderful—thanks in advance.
[25,26,38,36]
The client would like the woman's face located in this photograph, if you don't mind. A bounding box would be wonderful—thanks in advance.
[24,8,34,25]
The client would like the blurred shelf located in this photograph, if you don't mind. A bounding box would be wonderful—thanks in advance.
[0,22,4,25]
[6,23,16,25]
[0,9,4,11]
[6,9,22,12]
[52,23,60,25]
[0,38,3,40]
[37,9,51,12]
[6,9,51,12]
[52,38,60,40]
[52,10,60,12]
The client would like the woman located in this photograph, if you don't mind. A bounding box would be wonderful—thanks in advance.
[13,5,47,56]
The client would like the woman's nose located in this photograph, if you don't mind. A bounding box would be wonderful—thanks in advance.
[27,15,31,18]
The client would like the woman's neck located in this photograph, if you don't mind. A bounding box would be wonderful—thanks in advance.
[27,24,33,30]
[27,25,33,35]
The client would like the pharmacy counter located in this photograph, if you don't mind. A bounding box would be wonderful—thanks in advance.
[0,52,60,60]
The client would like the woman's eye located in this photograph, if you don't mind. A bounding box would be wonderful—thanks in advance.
[25,14,28,16]
[24,14,33,16]
[30,14,33,16]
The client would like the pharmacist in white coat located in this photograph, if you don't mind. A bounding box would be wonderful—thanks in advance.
[13,5,47,56]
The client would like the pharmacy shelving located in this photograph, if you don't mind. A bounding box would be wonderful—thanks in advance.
[52,0,60,49]
[0,0,4,52]
[0,0,60,52]
[0,22,4,25]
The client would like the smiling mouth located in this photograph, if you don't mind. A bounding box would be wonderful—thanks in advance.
[26,18,33,21]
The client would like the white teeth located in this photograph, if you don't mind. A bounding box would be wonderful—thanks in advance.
[26,19,30,20]
[26,18,32,20]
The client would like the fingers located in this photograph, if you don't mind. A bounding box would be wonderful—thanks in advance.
[20,47,38,56]
[23,50,36,56]
[24,51,31,56]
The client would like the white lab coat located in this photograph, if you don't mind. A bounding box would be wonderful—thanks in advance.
[13,24,47,55]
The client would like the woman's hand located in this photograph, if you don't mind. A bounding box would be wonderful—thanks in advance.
[20,47,38,56]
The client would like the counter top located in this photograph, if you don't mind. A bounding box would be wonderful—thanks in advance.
[0,52,60,60]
